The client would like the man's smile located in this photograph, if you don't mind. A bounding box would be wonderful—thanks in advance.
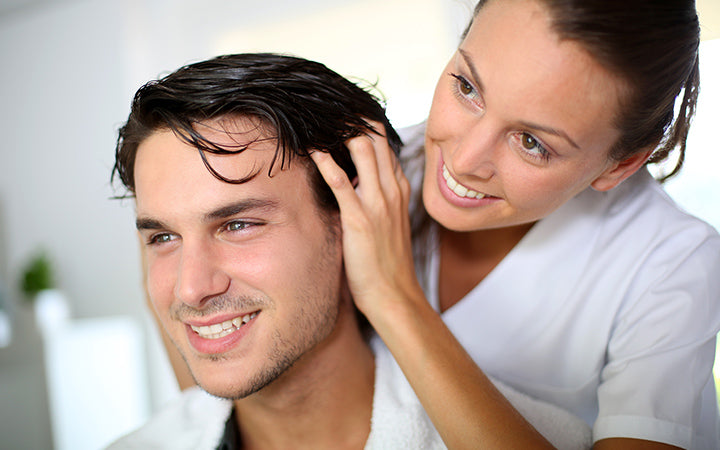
[190,311,259,339]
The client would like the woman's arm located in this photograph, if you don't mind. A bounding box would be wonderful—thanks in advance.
[311,127,554,448]
[311,125,688,450]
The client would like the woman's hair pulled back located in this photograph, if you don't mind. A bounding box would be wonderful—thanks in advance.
[465,0,700,181]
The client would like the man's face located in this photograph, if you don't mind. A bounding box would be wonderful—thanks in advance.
[133,119,344,399]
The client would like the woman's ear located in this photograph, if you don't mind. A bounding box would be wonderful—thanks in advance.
[590,149,653,192]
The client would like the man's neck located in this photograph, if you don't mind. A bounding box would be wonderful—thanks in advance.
[233,310,375,450]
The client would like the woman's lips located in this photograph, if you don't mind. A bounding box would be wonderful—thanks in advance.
[442,165,487,199]
[436,160,497,208]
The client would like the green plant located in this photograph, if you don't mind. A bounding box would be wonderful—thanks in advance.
[20,251,55,301]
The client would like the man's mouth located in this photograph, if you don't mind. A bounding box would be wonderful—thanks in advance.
[442,165,487,199]
[190,312,258,340]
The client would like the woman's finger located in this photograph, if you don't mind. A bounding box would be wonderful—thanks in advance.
[347,134,383,202]
[364,120,404,192]
[309,151,363,215]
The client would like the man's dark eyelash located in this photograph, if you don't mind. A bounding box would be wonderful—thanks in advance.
[147,234,165,245]
[227,220,265,230]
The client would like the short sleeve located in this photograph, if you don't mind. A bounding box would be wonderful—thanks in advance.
[594,229,720,448]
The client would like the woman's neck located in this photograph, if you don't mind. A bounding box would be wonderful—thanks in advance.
[438,223,535,312]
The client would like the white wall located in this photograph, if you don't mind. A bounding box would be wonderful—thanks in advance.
[0,0,467,447]
[0,1,137,447]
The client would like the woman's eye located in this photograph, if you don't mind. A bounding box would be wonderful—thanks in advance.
[517,132,550,161]
[450,73,481,104]
[458,77,473,96]
[521,134,538,150]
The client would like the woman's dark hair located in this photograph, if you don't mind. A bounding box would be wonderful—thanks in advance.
[112,52,402,210]
[464,0,700,181]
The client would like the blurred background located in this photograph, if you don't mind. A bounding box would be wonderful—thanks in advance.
[0,0,718,448]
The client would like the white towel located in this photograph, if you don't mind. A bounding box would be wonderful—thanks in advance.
[496,377,592,449]
[366,337,592,449]
[109,339,592,449]
[106,387,231,450]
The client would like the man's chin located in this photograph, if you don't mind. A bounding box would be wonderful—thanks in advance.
[196,377,258,400]
[192,365,284,401]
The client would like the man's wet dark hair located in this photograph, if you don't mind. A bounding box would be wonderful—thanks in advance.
[112,52,402,211]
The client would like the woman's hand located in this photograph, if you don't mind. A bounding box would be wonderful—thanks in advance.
[310,122,425,323]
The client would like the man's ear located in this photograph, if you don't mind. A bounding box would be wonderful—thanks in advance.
[590,149,653,192]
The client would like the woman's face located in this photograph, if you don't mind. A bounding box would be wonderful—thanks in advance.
[423,0,638,232]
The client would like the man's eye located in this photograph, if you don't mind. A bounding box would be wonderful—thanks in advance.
[148,233,176,245]
[226,221,253,232]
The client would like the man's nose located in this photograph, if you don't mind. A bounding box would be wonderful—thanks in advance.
[174,240,230,307]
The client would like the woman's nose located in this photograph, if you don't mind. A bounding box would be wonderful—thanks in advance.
[446,118,501,180]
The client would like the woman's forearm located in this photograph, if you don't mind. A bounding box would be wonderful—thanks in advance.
[366,290,553,449]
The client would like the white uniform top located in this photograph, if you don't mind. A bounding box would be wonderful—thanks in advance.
[401,123,720,449]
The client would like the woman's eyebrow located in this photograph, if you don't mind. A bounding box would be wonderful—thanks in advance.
[518,120,581,150]
[458,49,485,94]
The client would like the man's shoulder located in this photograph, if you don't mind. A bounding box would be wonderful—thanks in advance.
[107,387,232,450]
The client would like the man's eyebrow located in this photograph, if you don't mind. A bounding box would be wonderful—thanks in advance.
[136,217,166,231]
[204,199,279,222]
[458,49,485,94]
[458,48,580,150]
[135,199,280,231]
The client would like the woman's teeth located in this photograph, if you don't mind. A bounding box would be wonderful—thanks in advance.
[443,166,486,199]
[190,312,258,339]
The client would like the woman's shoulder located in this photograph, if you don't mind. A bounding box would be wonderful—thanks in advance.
[574,168,719,246]
[529,169,720,302]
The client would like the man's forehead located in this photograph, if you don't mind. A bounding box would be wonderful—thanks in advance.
[195,116,274,146]
[135,122,288,182]
[182,117,307,182]
[133,128,315,223]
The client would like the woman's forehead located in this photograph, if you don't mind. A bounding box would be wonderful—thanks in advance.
[460,0,625,152]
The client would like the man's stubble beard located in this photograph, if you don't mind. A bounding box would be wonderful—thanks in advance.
[192,294,340,400]
[175,219,344,400]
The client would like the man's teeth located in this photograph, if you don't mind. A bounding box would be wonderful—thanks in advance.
[442,166,486,199]
[190,312,258,339]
